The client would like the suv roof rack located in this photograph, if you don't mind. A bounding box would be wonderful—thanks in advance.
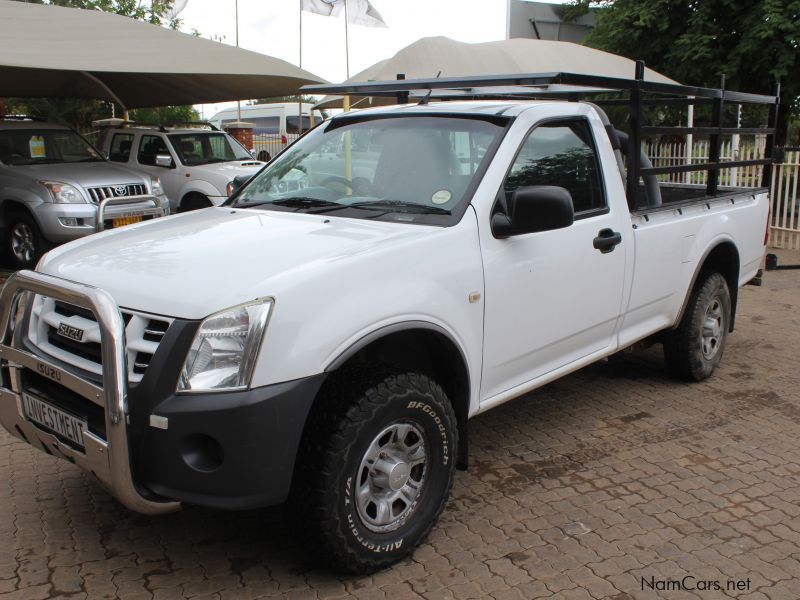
[304,63,781,209]
[0,114,45,122]
[91,119,219,132]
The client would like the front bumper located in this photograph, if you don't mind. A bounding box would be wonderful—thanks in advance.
[0,270,177,515]
[0,271,323,513]
[139,375,325,509]
[36,195,167,243]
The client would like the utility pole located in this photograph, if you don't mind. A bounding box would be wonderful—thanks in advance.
[235,0,241,123]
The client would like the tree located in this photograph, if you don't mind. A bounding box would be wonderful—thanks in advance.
[565,0,800,144]
[3,0,194,130]
[12,0,183,28]
[252,95,320,105]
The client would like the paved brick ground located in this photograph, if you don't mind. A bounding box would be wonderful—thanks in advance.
[1,250,799,599]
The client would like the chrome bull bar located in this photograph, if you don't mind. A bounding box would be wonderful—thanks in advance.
[96,195,165,232]
[0,270,179,515]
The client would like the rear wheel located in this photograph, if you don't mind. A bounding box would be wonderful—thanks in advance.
[293,370,458,574]
[5,211,46,270]
[664,272,731,381]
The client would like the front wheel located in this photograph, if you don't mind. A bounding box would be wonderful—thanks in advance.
[6,211,46,270]
[664,272,732,381]
[178,194,212,213]
[294,371,458,574]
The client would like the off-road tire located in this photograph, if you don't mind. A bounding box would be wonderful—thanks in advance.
[293,370,458,574]
[5,210,46,270]
[664,272,731,381]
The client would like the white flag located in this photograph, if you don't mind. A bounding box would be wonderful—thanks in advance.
[301,0,343,17]
[301,0,387,27]
[345,0,387,27]
[164,0,189,20]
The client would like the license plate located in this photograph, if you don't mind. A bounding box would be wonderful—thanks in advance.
[21,392,86,449]
[112,215,142,228]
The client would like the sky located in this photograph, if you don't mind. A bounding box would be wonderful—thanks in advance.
[177,0,514,119]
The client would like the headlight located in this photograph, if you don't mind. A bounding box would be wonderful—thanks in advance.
[151,176,164,196]
[177,299,273,393]
[41,181,85,204]
[226,180,235,197]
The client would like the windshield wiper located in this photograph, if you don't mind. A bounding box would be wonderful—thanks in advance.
[242,196,343,210]
[348,200,451,215]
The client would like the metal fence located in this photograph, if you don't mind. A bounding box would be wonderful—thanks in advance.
[769,149,800,250]
[250,133,301,162]
[644,138,800,251]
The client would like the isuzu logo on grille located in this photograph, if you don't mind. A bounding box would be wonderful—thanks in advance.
[57,322,84,342]
[114,185,128,197]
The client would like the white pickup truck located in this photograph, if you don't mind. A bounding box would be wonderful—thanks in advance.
[0,74,775,573]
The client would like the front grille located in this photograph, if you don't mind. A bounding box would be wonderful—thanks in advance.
[86,183,147,204]
[27,296,172,384]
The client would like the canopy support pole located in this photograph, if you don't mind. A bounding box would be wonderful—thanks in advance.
[80,71,128,116]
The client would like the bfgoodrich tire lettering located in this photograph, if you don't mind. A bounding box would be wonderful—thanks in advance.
[664,272,732,381]
[293,370,458,574]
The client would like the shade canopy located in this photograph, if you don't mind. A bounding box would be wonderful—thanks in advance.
[0,0,326,109]
[314,36,678,109]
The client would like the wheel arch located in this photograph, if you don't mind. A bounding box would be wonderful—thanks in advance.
[0,199,45,232]
[320,321,472,470]
[178,180,221,209]
[674,240,740,332]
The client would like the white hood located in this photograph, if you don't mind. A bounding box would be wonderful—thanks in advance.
[39,207,434,319]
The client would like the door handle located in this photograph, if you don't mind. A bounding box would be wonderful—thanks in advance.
[593,228,622,253]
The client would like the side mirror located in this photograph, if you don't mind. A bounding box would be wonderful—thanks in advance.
[227,174,253,197]
[492,185,574,239]
[155,154,174,168]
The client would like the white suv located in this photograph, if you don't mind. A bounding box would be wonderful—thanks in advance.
[97,122,264,212]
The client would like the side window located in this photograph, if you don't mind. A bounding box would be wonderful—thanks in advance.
[108,134,134,162]
[137,135,169,166]
[253,117,280,135]
[505,120,606,215]
[286,116,312,134]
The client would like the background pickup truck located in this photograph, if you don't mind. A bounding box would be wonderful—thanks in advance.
[95,121,263,213]
[0,72,776,574]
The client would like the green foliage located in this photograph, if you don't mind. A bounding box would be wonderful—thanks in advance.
[128,105,200,125]
[252,96,320,105]
[570,0,800,143]
[14,0,182,28]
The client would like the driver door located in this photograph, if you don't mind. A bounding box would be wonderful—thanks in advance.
[135,134,181,208]
[480,117,629,402]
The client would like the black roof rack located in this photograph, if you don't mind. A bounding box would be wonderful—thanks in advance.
[0,114,45,122]
[303,62,780,209]
[93,119,219,132]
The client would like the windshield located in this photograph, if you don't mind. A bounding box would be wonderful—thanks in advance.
[232,115,506,224]
[0,129,103,166]
[169,132,253,166]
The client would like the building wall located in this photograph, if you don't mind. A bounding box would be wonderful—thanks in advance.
[507,0,595,43]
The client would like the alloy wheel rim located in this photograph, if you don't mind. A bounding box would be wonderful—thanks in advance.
[701,296,724,359]
[10,223,34,264]
[355,421,428,533]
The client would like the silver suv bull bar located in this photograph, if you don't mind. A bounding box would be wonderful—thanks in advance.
[96,195,165,232]
[0,270,179,515]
